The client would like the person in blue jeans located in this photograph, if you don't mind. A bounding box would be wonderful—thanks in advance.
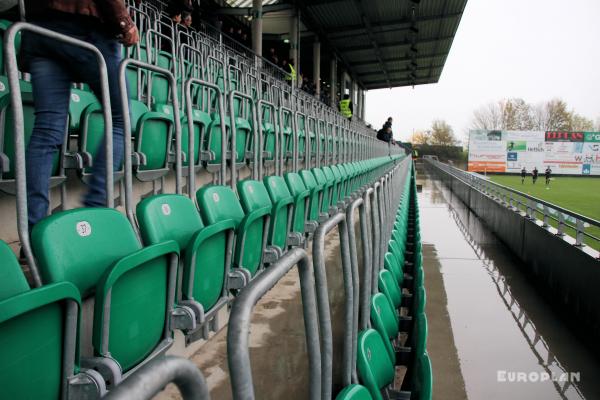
[20,2,138,230]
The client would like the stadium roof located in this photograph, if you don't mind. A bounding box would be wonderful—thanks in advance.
[220,0,468,90]
[300,0,468,90]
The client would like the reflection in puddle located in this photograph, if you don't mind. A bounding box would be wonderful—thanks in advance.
[418,174,599,400]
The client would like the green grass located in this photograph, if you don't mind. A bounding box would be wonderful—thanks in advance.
[489,175,600,250]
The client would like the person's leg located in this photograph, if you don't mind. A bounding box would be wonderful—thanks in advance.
[80,34,125,207]
[26,58,72,229]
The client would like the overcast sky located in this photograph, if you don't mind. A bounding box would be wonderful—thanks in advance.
[365,0,600,144]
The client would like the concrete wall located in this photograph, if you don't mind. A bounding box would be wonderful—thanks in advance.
[427,163,600,358]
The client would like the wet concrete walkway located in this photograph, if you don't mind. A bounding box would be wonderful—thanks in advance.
[418,171,600,400]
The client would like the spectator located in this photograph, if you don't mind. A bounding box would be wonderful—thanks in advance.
[383,117,392,130]
[182,11,192,28]
[268,47,279,67]
[377,127,393,143]
[21,0,139,230]
[339,94,353,120]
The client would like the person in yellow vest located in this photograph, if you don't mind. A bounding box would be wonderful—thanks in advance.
[339,94,353,120]
[283,58,296,86]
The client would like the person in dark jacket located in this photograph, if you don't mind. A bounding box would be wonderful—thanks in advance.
[21,1,138,229]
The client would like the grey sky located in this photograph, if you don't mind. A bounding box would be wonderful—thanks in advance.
[365,0,600,144]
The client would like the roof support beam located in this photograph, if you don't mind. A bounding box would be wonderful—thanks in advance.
[351,51,448,67]
[214,3,293,16]
[338,35,455,53]
[326,12,462,39]
[357,63,445,77]
[352,0,391,87]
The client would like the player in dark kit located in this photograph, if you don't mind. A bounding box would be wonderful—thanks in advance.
[521,167,527,184]
[532,167,538,184]
[545,166,552,186]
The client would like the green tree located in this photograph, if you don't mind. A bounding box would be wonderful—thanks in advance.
[410,130,431,145]
[430,120,457,145]
[570,113,594,131]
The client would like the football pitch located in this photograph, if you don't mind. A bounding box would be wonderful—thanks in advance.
[489,175,600,250]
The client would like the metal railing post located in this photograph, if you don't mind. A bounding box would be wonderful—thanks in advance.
[227,248,321,400]
[6,22,113,287]
[312,213,354,398]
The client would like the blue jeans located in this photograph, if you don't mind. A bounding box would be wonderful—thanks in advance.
[22,15,125,228]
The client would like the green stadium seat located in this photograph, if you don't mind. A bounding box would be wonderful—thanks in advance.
[237,179,282,263]
[197,184,269,278]
[0,240,106,399]
[357,329,410,400]
[136,194,238,338]
[132,101,174,182]
[181,108,213,173]
[300,169,324,224]
[0,91,65,193]
[31,208,183,385]
[378,269,402,311]
[264,175,296,248]
[284,172,313,236]
[335,384,373,400]
[312,167,331,219]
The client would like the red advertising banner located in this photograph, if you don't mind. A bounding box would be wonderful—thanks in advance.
[545,131,585,142]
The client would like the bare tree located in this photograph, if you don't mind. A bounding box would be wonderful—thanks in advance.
[532,98,572,130]
[471,102,503,130]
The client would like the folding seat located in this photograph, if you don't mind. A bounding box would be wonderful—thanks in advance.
[378,269,402,311]
[335,384,373,400]
[0,89,66,194]
[357,329,410,400]
[68,88,98,135]
[130,100,175,183]
[203,113,230,172]
[0,240,106,399]
[264,175,297,248]
[136,194,239,339]
[312,167,333,219]
[284,172,314,236]
[300,169,325,223]
[181,107,213,176]
[197,184,270,278]
[384,251,405,289]
[31,208,185,386]
[412,353,433,400]
[370,293,404,364]
[237,179,284,262]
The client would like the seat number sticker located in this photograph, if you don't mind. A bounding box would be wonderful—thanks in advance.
[76,221,92,237]
[213,193,220,202]
[248,185,254,193]
[71,93,80,103]
[162,204,171,216]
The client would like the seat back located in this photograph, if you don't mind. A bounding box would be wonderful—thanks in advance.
[300,169,320,221]
[357,329,395,400]
[0,240,82,400]
[284,172,309,233]
[137,194,230,311]
[413,353,432,400]
[32,208,174,372]
[264,176,294,249]
[383,251,403,288]
[378,269,401,310]
[196,185,244,227]
[370,293,399,363]
[335,384,373,400]
[0,241,29,300]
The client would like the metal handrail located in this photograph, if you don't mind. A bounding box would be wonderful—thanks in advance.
[312,212,354,398]
[104,356,210,400]
[227,248,321,400]
[427,159,600,250]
